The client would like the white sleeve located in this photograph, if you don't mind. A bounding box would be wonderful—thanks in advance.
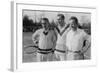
[52,30,57,50]
[32,29,41,44]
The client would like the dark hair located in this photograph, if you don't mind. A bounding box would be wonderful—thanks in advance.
[70,16,78,24]
[57,14,65,20]
[41,17,49,22]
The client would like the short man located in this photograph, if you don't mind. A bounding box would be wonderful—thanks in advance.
[32,18,57,62]
[54,14,70,61]
[66,16,90,60]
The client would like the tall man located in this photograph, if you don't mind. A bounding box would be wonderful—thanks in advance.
[66,16,90,60]
[32,18,57,62]
[55,14,70,61]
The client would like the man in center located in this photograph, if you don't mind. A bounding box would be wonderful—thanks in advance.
[54,14,70,61]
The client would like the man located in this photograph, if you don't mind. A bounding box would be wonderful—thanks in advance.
[66,16,90,60]
[32,18,57,62]
[54,14,70,61]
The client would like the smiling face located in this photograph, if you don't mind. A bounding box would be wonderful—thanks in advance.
[69,17,79,31]
[41,20,47,28]
[57,14,65,27]
[69,19,78,31]
[57,16,64,24]
[41,18,49,30]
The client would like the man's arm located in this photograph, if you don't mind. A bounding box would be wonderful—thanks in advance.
[55,25,60,34]
[52,30,57,50]
[32,29,41,46]
[80,34,90,53]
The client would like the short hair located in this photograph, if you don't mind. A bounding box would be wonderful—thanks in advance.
[57,14,65,20]
[41,17,49,22]
[70,16,78,24]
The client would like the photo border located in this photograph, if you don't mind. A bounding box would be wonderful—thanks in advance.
[11,1,97,71]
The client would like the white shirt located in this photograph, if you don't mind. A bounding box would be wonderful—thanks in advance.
[56,24,70,51]
[66,28,89,52]
[32,28,57,49]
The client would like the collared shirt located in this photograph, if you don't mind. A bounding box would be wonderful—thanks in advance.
[32,28,57,49]
[66,28,89,52]
[56,24,70,51]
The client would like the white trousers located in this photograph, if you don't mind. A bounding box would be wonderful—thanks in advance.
[67,52,84,60]
[54,51,67,61]
[37,53,54,62]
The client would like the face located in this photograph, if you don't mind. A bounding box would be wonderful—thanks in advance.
[57,16,64,26]
[69,19,78,30]
[41,20,48,29]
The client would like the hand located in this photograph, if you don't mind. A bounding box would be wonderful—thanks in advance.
[77,50,84,55]
[34,40,38,46]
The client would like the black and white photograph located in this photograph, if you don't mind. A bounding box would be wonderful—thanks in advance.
[0,0,99,72]
[11,2,97,71]
[23,10,91,63]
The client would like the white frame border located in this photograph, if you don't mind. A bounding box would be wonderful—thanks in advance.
[11,1,97,72]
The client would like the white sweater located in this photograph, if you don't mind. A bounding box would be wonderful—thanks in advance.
[32,28,57,49]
